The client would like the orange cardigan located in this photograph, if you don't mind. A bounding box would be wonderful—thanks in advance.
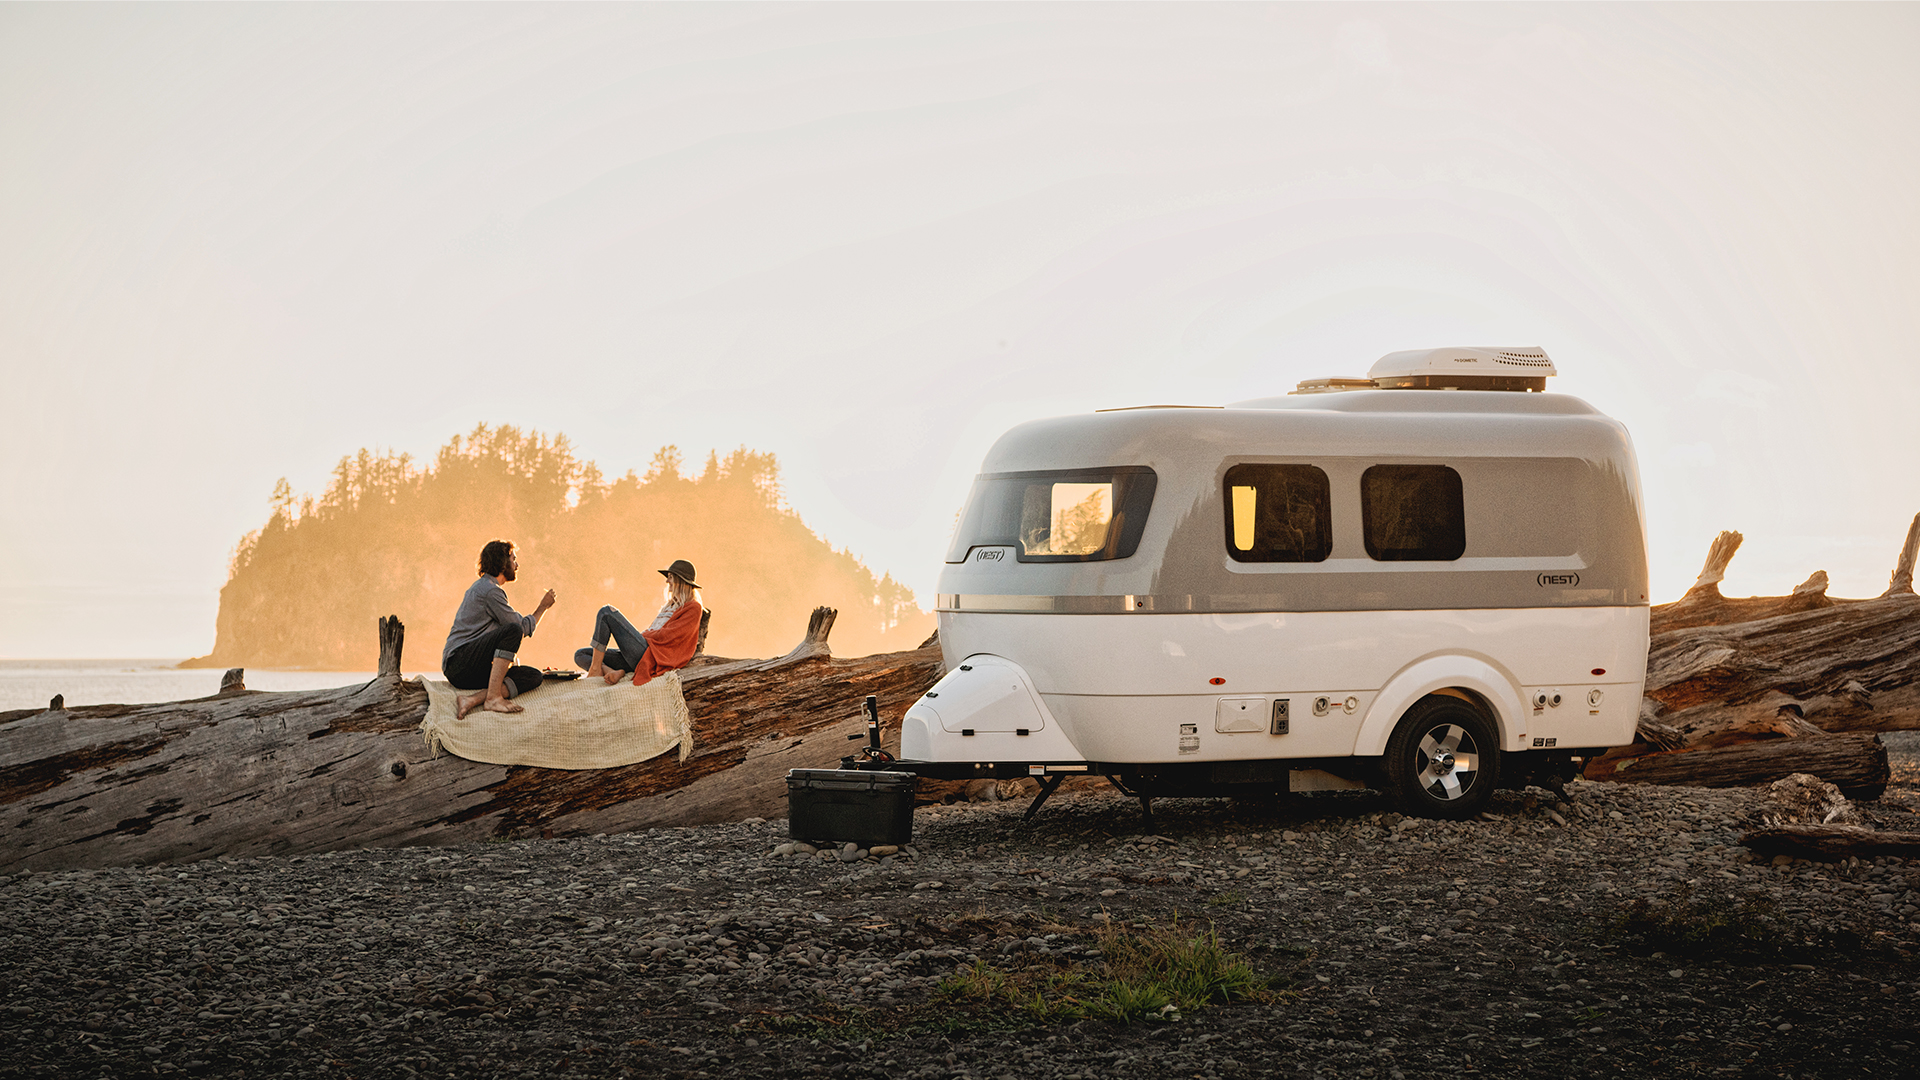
[633,600,703,686]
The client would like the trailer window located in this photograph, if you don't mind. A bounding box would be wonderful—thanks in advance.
[945,467,1157,563]
[1362,464,1466,561]
[1223,464,1331,563]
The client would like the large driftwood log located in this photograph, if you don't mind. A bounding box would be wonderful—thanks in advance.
[1641,593,1920,743]
[1619,527,1917,737]
[1589,521,1920,794]
[1586,732,1889,799]
[0,608,943,872]
[1642,597,1920,735]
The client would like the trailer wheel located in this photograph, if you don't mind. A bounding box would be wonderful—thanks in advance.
[1383,695,1500,819]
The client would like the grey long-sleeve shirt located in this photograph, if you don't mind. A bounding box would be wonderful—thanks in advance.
[442,576,537,663]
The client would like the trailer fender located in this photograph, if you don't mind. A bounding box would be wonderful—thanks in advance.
[900,655,1082,762]
[1352,656,1524,757]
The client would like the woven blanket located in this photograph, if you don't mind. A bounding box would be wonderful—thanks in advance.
[417,671,691,770]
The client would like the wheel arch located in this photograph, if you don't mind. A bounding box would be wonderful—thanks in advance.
[1353,655,1523,757]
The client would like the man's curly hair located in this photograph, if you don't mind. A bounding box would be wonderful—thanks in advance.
[477,539,515,578]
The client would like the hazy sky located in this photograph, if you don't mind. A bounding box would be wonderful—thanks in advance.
[4,3,1917,659]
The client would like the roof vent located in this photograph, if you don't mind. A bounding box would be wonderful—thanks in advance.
[1290,347,1556,394]
[1290,377,1376,395]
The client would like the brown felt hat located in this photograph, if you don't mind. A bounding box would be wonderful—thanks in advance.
[659,559,701,589]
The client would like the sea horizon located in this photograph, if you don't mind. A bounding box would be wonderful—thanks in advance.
[0,658,436,713]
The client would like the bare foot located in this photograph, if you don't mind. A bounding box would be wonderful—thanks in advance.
[585,662,604,678]
[603,668,626,686]
[481,695,524,715]
[455,691,485,719]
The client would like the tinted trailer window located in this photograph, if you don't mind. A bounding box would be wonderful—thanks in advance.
[1224,463,1333,563]
[1362,464,1466,561]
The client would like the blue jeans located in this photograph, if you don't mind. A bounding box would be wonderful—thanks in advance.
[575,605,650,672]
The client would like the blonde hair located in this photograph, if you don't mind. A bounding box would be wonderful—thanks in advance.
[664,576,699,608]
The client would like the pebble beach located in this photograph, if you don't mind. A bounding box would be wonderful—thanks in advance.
[3,736,1918,1080]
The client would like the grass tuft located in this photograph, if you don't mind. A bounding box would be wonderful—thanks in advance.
[933,916,1276,1024]
[1614,885,1775,956]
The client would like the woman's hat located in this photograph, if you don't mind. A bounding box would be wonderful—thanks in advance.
[659,559,701,588]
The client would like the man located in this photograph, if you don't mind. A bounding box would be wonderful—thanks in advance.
[442,539,556,718]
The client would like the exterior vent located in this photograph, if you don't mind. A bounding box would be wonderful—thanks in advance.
[1290,377,1377,395]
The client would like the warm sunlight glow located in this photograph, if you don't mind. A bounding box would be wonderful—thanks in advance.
[3,5,1916,657]
[1231,485,1257,552]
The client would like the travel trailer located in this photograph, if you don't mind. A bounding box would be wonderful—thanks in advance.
[893,348,1649,820]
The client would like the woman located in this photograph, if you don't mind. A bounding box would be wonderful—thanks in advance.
[575,559,704,687]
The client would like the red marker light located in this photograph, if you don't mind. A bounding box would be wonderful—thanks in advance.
[1209,677,1226,686]
[1591,668,1606,676]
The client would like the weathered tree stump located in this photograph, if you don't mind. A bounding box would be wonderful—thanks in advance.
[377,615,404,677]
[1883,512,1918,597]
[1650,531,1842,634]
[0,607,942,872]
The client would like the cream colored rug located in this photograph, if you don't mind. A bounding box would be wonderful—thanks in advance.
[417,671,692,770]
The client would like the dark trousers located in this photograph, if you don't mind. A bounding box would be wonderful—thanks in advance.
[443,625,542,698]
[574,605,650,672]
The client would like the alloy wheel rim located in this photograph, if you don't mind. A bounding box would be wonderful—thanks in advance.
[1414,723,1480,801]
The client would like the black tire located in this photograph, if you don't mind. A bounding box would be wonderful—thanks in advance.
[1382,695,1500,819]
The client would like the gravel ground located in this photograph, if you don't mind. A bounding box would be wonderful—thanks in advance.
[5,742,1919,1080]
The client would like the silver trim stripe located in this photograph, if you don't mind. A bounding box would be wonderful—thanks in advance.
[937,592,1641,613]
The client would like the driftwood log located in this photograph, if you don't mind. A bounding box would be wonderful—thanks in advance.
[1586,732,1889,799]
[0,607,943,873]
[1739,824,1920,862]
[1586,516,1920,794]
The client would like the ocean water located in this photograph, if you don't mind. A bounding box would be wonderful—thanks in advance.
[0,659,437,712]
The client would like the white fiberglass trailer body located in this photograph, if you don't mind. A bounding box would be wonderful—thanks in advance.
[898,348,1649,818]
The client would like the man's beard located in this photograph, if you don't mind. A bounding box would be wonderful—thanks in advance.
[502,566,517,582]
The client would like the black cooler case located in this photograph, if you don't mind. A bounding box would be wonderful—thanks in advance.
[786,769,916,846]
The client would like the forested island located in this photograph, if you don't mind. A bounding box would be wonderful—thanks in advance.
[184,425,931,669]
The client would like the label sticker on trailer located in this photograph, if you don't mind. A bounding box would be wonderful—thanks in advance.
[1179,723,1199,756]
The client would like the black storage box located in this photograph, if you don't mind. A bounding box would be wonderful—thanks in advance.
[786,769,916,846]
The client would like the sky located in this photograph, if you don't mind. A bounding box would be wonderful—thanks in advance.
[3,3,1917,659]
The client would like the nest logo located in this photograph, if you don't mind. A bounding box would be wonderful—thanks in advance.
[972,547,1009,563]
[1537,572,1580,588]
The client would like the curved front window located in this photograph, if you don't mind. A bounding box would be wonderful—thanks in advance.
[945,467,1158,563]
